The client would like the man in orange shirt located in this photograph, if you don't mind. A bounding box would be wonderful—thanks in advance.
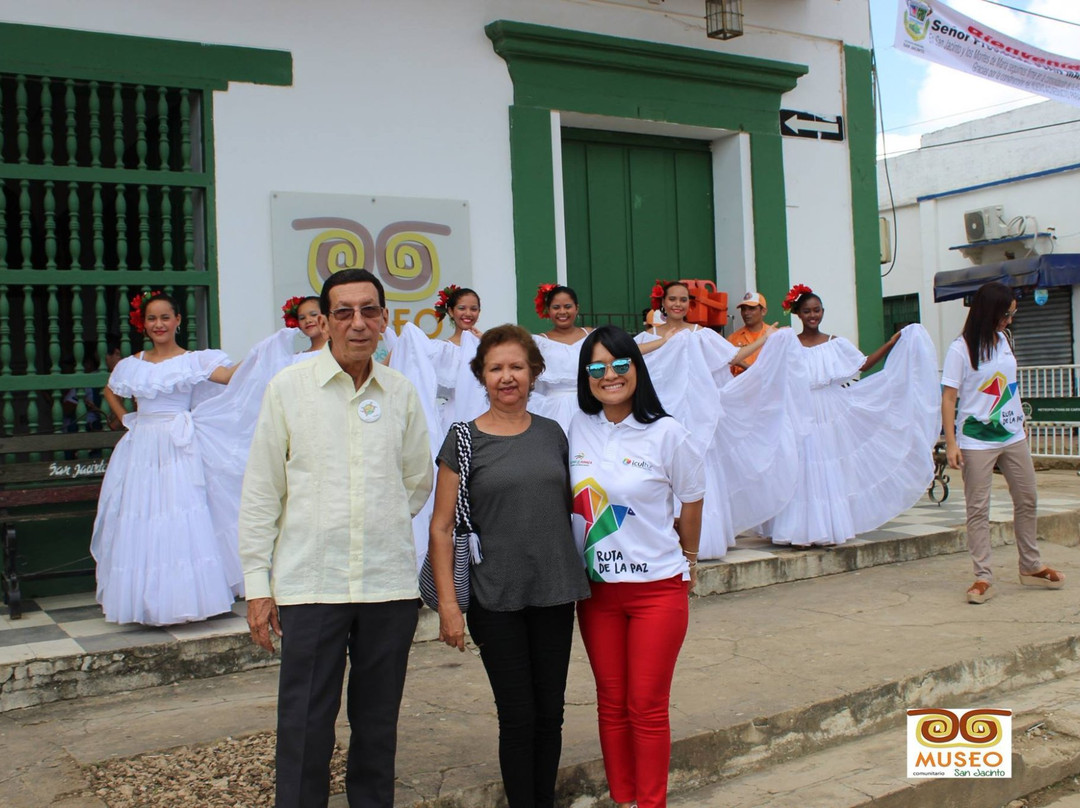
[728,291,767,376]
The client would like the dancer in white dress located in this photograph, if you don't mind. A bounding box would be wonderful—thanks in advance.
[632,281,805,559]
[93,292,295,625]
[381,285,486,565]
[281,295,327,362]
[530,284,593,433]
[766,284,941,547]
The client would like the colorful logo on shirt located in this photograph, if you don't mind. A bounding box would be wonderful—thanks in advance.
[571,451,593,467]
[962,371,1022,443]
[573,477,633,582]
[622,456,652,470]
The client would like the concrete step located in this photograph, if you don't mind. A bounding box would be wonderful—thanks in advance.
[5,541,1080,807]
[667,675,1080,808]
[3,490,1076,713]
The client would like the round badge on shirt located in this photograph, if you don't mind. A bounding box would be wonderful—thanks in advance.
[357,399,381,422]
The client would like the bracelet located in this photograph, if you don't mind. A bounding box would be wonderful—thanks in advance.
[682,550,698,557]
[687,560,698,568]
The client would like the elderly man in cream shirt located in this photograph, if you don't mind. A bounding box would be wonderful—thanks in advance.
[239,268,433,808]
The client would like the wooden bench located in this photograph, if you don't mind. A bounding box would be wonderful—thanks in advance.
[0,431,123,618]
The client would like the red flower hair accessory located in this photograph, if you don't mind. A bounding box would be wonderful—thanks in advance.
[649,280,668,311]
[782,283,813,312]
[281,296,306,328]
[534,283,558,318]
[434,284,460,322]
[128,290,164,334]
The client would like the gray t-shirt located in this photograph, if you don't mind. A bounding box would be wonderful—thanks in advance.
[437,415,591,611]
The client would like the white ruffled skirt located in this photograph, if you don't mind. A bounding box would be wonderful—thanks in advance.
[767,324,941,546]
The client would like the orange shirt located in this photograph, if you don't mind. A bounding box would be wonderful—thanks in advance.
[728,325,766,376]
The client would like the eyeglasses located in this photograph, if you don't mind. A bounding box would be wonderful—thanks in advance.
[329,305,384,323]
[585,358,633,379]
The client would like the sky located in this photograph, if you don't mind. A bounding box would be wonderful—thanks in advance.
[868,0,1080,157]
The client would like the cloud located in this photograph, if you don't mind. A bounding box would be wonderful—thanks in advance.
[877,130,923,157]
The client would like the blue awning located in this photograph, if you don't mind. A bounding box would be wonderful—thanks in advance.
[933,254,1080,302]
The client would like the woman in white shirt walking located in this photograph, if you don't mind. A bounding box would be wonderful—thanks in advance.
[569,325,704,808]
[941,281,1065,604]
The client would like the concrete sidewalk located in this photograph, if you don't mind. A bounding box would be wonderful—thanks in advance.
[1,476,1079,806]
[0,470,1077,807]
[2,470,1077,714]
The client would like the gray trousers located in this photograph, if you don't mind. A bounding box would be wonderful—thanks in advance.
[961,439,1041,582]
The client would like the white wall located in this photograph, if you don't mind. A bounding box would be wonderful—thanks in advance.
[878,101,1080,364]
[1,0,871,355]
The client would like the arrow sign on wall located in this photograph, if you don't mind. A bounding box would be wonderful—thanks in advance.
[779,109,844,141]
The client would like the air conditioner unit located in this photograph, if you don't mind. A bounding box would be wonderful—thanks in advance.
[964,206,1008,243]
[879,216,891,264]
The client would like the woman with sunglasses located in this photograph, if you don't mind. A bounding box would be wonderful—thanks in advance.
[763,284,940,548]
[942,282,1064,604]
[633,280,805,559]
[430,324,590,808]
[568,326,703,808]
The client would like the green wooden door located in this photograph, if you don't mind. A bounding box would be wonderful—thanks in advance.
[562,129,715,331]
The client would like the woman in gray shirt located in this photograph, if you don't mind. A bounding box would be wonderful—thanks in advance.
[429,324,590,808]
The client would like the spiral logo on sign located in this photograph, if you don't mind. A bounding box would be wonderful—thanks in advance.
[959,709,1008,745]
[292,218,375,293]
[375,221,450,302]
[292,217,450,301]
[908,709,1009,747]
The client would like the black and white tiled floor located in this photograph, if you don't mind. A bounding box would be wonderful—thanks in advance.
[0,595,248,666]
[2,493,1076,667]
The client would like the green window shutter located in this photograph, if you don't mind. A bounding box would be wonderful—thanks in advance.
[0,24,291,440]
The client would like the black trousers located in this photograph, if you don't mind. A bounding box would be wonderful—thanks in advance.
[275,600,418,808]
[466,601,576,808]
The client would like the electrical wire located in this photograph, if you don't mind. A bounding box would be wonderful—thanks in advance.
[869,7,899,279]
[881,97,1042,134]
[885,116,1080,155]
[977,0,1080,28]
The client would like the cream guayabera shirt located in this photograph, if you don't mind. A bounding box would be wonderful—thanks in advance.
[239,347,433,604]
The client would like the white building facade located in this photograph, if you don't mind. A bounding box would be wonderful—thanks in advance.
[0,0,883,438]
[877,101,1080,367]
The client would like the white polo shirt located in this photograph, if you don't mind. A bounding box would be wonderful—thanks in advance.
[941,334,1026,451]
[568,411,705,584]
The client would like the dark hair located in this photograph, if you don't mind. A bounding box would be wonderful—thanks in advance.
[298,295,320,308]
[794,292,822,314]
[141,291,180,316]
[660,281,689,316]
[545,285,578,309]
[470,324,545,384]
[319,269,386,314]
[447,287,481,311]
[962,281,1015,369]
[577,326,669,424]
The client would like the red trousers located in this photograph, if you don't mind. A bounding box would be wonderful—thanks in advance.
[577,576,689,808]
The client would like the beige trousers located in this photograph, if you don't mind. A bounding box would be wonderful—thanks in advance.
[961,438,1041,583]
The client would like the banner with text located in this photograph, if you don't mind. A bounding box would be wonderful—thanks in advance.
[895,0,1080,108]
[270,193,472,338]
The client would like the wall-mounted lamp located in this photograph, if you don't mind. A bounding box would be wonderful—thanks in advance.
[706,0,744,40]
